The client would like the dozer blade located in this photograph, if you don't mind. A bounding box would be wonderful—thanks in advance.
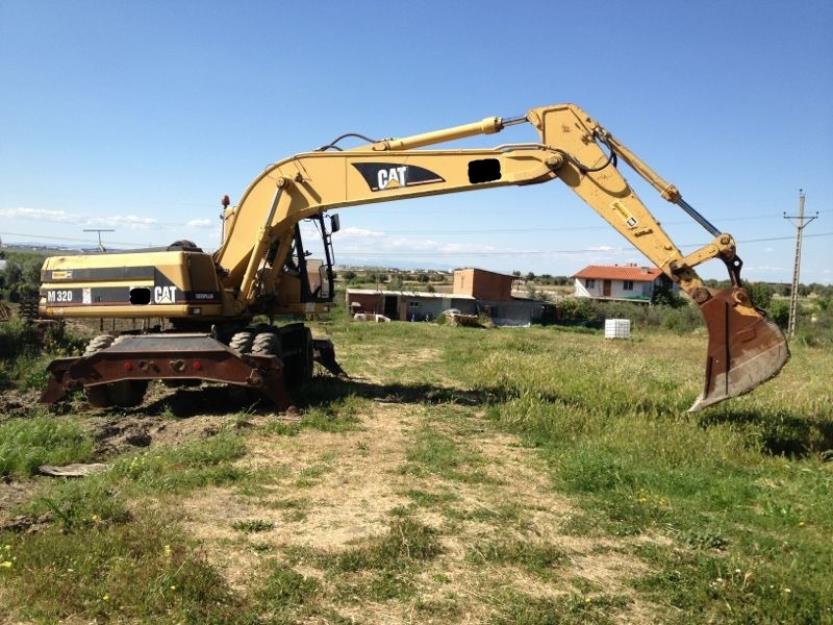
[690,287,789,412]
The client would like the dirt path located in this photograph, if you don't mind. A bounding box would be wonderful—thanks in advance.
[177,397,662,624]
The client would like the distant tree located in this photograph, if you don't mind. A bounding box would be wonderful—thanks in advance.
[746,282,774,309]
[652,279,685,308]
[342,270,357,281]
[768,300,790,329]
[418,274,430,283]
[512,270,521,277]
[526,272,535,281]
[426,284,436,293]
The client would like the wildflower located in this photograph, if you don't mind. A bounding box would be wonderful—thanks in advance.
[0,561,12,569]
[163,544,172,556]
[170,585,176,591]
[3,545,10,550]
[102,594,110,601]
[798,521,805,527]
[784,588,792,594]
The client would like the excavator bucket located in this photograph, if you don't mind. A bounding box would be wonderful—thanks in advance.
[690,287,789,412]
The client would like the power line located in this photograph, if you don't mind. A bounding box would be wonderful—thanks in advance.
[361,211,827,235]
[334,231,833,256]
[2,229,831,257]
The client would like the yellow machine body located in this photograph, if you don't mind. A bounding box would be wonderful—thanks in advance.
[38,102,789,411]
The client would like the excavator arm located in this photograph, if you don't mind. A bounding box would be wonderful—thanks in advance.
[215,103,788,411]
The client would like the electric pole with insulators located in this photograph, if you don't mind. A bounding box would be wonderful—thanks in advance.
[783,190,818,339]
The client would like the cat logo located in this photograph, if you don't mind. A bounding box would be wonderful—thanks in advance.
[352,162,445,192]
[377,166,408,190]
[153,286,177,304]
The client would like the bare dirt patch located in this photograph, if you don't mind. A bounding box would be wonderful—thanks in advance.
[0,389,41,422]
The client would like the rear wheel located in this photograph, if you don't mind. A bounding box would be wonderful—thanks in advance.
[84,334,115,356]
[106,380,149,407]
[82,334,148,408]
[282,326,313,389]
[251,332,280,357]
[229,331,254,354]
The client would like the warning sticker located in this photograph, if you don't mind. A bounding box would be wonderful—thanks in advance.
[82,288,92,304]
[611,200,638,229]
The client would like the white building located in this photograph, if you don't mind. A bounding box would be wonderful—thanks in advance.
[572,264,677,302]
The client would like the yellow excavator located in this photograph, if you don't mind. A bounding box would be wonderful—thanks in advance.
[38,103,788,411]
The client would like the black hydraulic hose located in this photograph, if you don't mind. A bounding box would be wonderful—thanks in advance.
[316,132,381,152]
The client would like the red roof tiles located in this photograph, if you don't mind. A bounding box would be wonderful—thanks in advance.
[573,265,661,282]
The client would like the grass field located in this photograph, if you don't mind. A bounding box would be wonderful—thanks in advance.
[1,318,831,624]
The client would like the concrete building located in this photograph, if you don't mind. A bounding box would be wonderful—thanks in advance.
[453,268,515,301]
[572,264,677,302]
[346,267,554,325]
[346,289,477,321]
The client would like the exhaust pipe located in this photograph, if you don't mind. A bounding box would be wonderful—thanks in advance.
[689,287,789,412]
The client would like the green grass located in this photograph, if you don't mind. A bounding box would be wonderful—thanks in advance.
[315,516,444,602]
[1,314,831,623]
[232,519,275,533]
[111,431,248,493]
[0,514,248,624]
[401,423,493,483]
[0,416,94,477]
[489,591,630,625]
[468,538,565,578]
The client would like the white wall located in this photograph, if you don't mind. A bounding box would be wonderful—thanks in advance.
[574,278,655,299]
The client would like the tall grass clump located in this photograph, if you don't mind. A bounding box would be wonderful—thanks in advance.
[0,417,94,477]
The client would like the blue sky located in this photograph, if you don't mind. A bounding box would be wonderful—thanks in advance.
[1,0,831,282]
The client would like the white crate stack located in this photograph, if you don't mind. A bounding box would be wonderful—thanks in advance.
[604,318,631,340]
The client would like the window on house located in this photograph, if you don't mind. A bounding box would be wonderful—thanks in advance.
[623,280,634,291]
[409,301,421,307]
[585,279,596,288]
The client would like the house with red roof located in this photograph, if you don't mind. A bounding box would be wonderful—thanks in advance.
[572,263,678,302]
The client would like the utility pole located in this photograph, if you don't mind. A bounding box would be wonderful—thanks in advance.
[82,229,115,252]
[783,190,818,339]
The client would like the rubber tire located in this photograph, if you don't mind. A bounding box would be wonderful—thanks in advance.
[229,331,255,354]
[83,335,116,406]
[84,334,115,356]
[85,385,112,408]
[283,327,313,389]
[107,380,149,408]
[252,332,280,356]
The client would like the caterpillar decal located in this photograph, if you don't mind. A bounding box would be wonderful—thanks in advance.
[352,162,445,192]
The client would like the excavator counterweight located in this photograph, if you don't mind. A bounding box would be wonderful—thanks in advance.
[37,102,788,412]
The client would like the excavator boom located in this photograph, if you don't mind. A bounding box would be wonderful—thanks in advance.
[39,102,788,411]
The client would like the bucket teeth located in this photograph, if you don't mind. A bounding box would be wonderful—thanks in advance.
[689,287,789,412]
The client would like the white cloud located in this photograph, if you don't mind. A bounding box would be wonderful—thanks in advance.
[334,226,386,238]
[0,206,159,230]
[0,207,76,223]
[186,218,214,228]
[86,214,158,229]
